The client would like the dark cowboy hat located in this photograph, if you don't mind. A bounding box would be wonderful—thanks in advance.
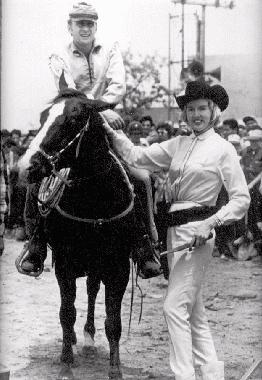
[175,80,229,111]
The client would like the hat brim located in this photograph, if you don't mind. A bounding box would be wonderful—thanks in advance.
[69,14,98,21]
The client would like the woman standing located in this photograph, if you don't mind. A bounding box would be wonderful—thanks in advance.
[104,80,250,380]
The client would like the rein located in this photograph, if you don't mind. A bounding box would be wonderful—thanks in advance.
[38,117,90,185]
[38,117,135,225]
[55,150,135,225]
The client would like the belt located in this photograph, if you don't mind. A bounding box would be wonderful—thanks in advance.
[167,206,217,227]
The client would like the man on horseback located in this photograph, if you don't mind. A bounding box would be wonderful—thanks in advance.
[21,2,161,278]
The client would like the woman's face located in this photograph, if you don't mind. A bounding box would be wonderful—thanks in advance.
[186,99,212,135]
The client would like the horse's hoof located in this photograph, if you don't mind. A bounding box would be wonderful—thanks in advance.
[82,345,97,357]
[57,363,74,380]
[108,366,123,379]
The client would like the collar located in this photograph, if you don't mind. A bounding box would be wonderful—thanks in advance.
[71,38,102,56]
[190,127,215,141]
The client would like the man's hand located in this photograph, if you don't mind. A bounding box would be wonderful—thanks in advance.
[189,218,215,248]
[101,109,125,130]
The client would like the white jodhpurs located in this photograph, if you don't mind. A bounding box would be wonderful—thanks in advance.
[163,221,224,380]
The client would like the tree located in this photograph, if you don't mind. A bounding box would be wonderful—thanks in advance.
[121,49,169,118]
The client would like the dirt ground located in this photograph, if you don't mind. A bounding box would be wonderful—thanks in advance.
[0,238,262,380]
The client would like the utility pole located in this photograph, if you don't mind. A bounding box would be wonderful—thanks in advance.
[168,13,178,119]
[181,0,185,69]
[172,0,234,71]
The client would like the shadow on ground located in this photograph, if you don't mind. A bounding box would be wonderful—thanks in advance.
[11,341,174,380]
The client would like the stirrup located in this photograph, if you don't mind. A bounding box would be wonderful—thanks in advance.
[137,240,163,279]
[15,242,44,278]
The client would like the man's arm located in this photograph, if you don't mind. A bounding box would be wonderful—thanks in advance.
[99,41,126,104]
[99,42,126,129]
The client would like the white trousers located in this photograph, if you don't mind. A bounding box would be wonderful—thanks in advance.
[163,222,224,380]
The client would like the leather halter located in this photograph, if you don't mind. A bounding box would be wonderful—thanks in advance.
[38,118,135,225]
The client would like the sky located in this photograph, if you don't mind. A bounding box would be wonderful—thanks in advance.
[1,0,262,133]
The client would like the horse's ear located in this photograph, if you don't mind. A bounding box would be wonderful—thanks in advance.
[59,70,69,91]
[89,100,116,112]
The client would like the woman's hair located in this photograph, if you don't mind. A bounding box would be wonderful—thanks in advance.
[180,99,221,127]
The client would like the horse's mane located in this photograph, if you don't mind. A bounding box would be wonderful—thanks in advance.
[53,88,87,104]
[39,89,115,132]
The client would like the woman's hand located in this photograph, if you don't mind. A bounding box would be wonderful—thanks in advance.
[101,109,125,130]
[190,217,217,248]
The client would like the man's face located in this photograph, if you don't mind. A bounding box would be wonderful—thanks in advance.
[238,127,247,138]
[68,19,97,46]
[178,121,191,136]
[157,128,169,142]
[245,120,258,130]
[141,121,151,137]
[11,133,20,145]
[129,129,142,145]
[222,124,233,139]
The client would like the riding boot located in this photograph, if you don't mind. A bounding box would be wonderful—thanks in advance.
[21,217,47,272]
[21,183,47,273]
[130,167,162,279]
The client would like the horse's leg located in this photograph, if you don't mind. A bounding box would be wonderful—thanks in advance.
[57,277,77,365]
[104,274,129,380]
[82,274,100,354]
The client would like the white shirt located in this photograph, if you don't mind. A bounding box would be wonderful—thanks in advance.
[108,128,250,225]
[49,38,126,104]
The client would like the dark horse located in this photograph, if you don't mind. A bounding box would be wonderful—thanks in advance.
[19,89,138,380]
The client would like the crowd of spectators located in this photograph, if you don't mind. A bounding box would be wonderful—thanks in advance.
[0,114,261,258]
[0,129,38,254]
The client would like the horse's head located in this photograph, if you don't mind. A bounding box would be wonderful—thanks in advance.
[19,89,114,182]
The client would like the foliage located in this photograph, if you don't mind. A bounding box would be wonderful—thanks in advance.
[121,49,169,117]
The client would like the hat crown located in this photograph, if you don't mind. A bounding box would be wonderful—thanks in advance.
[176,80,229,111]
[69,2,98,20]
[185,80,210,99]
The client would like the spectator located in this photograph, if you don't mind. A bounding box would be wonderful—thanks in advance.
[177,120,192,136]
[126,121,145,146]
[140,115,153,138]
[140,115,158,144]
[22,130,38,150]
[0,148,9,255]
[156,121,172,142]
[222,118,239,139]
[172,123,180,137]
[238,123,250,150]
[10,129,22,147]
[243,116,259,130]
[242,129,262,252]
[242,129,262,183]
[227,134,242,158]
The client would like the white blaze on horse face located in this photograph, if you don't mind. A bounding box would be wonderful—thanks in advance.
[18,101,66,171]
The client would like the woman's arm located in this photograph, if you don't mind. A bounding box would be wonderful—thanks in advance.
[215,143,250,224]
[105,124,174,173]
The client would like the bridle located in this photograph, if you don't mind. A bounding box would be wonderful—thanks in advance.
[38,117,91,185]
[37,116,135,225]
